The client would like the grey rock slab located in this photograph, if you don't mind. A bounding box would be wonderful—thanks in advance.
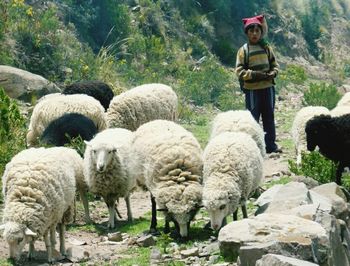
[66,246,90,263]
[108,232,123,242]
[255,254,318,266]
[150,247,162,260]
[255,184,283,207]
[266,182,311,213]
[180,247,199,258]
[218,213,328,263]
[0,65,61,102]
[136,234,156,247]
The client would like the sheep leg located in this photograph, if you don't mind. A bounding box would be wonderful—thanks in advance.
[28,240,35,260]
[336,164,344,185]
[233,210,238,221]
[150,194,158,234]
[242,204,248,219]
[50,226,56,251]
[58,223,66,256]
[164,214,170,234]
[124,195,133,222]
[44,231,53,264]
[79,188,92,224]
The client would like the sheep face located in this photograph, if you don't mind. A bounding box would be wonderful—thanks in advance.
[207,203,231,231]
[90,145,117,173]
[0,222,37,259]
[167,208,199,237]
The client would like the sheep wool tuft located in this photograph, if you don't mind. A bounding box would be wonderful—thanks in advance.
[106,83,178,131]
[203,132,263,230]
[129,120,203,237]
[0,147,79,262]
[210,110,266,157]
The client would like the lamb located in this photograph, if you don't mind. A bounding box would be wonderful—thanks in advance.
[305,114,350,185]
[202,132,263,230]
[106,83,178,131]
[210,110,266,157]
[83,128,135,229]
[129,120,203,237]
[337,92,350,107]
[40,113,97,147]
[291,106,330,165]
[63,81,114,111]
[0,147,80,263]
[26,94,107,146]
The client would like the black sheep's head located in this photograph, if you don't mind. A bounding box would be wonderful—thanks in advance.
[305,114,332,151]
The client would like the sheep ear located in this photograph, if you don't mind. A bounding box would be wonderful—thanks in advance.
[25,228,37,237]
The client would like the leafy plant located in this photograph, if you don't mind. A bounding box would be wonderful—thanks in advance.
[158,232,174,253]
[288,151,337,184]
[302,82,341,109]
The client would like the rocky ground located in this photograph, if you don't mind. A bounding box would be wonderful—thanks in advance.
[0,92,302,266]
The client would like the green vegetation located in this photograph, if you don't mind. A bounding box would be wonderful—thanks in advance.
[302,82,341,109]
[289,151,337,184]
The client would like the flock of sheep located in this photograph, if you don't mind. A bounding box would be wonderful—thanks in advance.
[1,80,350,263]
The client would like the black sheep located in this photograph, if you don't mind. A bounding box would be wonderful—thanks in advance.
[63,81,114,111]
[305,114,350,185]
[40,113,97,147]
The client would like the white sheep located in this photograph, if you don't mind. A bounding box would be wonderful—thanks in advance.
[129,120,203,237]
[330,105,350,117]
[83,128,135,229]
[106,83,178,131]
[202,132,263,230]
[0,147,79,263]
[291,106,330,165]
[337,92,350,107]
[26,94,107,146]
[210,110,266,157]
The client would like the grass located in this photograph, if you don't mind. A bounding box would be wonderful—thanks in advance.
[113,247,150,265]
[0,259,14,266]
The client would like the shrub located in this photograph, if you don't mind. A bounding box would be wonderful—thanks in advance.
[0,88,26,202]
[302,82,341,109]
[275,64,307,91]
[288,151,337,184]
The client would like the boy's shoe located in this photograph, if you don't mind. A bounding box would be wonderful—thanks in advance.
[266,147,283,154]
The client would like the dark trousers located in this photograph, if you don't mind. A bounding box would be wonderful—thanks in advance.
[245,87,277,152]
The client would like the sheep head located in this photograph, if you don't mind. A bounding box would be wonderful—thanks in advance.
[305,115,332,152]
[85,141,117,173]
[0,222,37,260]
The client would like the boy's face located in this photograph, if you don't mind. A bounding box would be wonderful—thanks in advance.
[247,25,262,44]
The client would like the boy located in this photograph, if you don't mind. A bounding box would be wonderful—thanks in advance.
[235,14,282,154]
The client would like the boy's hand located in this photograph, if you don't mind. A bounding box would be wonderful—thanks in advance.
[252,71,268,81]
[267,71,277,79]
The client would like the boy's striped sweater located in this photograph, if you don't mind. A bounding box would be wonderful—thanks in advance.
[235,44,279,90]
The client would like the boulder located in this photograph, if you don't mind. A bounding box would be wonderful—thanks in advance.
[218,214,328,264]
[255,254,319,266]
[0,65,61,102]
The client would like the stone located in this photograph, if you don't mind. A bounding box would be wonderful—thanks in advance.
[0,65,61,102]
[264,182,311,214]
[218,213,328,264]
[108,232,123,242]
[136,234,156,247]
[66,246,90,263]
[255,254,318,265]
[180,247,199,258]
[291,176,319,189]
[68,238,87,246]
[150,247,162,260]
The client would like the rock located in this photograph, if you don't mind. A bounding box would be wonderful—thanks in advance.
[0,65,61,102]
[108,232,123,242]
[136,234,156,247]
[310,182,349,220]
[203,242,220,255]
[208,255,220,265]
[255,184,283,207]
[291,176,319,189]
[150,247,162,260]
[66,246,90,263]
[218,213,328,264]
[180,247,199,258]
[261,182,311,214]
[255,254,318,265]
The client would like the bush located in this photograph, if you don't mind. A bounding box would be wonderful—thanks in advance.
[302,82,341,109]
[288,151,337,184]
[275,64,307,91]
[0,88,26,202]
